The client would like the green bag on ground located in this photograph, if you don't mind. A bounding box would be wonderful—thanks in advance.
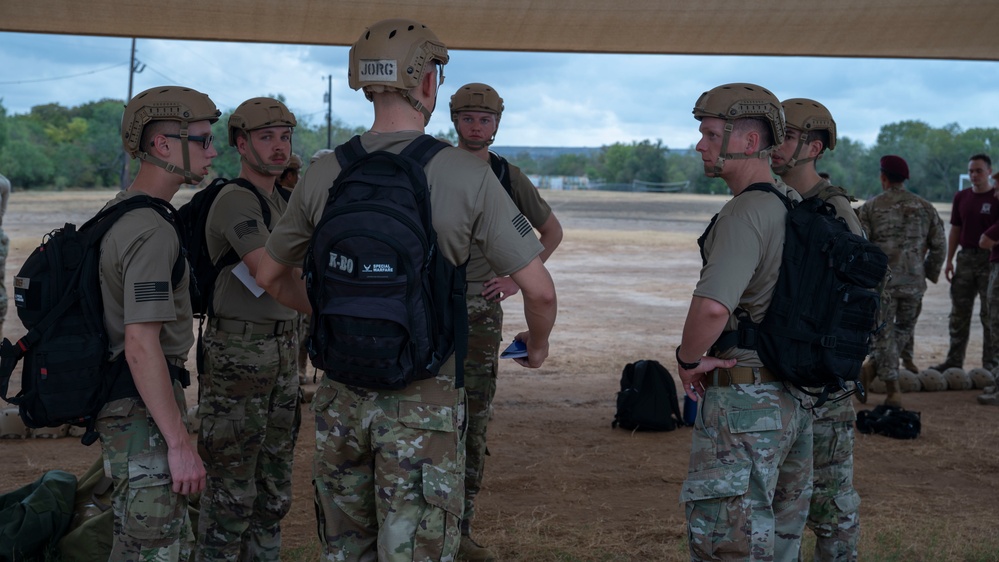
[56,457,201,562]
[57,457,113,562]
[0,469,77,561]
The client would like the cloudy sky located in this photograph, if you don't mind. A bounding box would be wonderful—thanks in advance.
[2,32,998,150]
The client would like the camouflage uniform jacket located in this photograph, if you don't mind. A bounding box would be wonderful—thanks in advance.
[858,185,946,296]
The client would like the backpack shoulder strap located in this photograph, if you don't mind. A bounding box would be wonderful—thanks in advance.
[227,177,273,229]
[334,135,367,168]
[399,134,449,167]
[743,182,793,211]
[816,184,858,203]
[489,152,514,198]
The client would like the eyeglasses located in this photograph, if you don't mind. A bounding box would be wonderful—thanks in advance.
[164,133,214,150]
[434,60,446,87]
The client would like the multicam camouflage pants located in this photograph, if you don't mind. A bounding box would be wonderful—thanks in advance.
[872,290,923,382]
[0,228,8,337]
[680,382,814,562]
[942,248,994,369]
[805,399,860,562]
[987,263,999,376]
[312,372,465,562]
[96,382,195,562]
[196,324,300,562]
[461,294,503,536]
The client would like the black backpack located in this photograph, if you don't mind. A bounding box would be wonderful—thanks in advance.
[0,195,185,445]
[177,177,273,318]
[709,184,889,405]
[612,359,685,431]
[176,177,272,375]
[304,134,468,390]
[856,404,921,439]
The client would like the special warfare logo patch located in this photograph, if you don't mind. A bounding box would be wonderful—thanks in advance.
[359,255,397,280]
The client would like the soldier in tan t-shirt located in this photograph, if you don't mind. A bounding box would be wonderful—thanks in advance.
[195,98,301,562]
[98,85,220,560]
[256,19,557,561]
[771,98,863,562]
[447,82,564,561]
[676,83,814,562]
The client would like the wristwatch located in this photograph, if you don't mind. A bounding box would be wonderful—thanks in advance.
[675,346,701,370]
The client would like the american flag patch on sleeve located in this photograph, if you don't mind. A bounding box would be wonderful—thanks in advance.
[134,281,169,302]
[234,219,259,239]
[512,214,532,237]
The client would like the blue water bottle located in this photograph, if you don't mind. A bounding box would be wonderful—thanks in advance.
[683,395,697,426]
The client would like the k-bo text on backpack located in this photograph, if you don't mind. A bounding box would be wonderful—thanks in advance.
[176,177,273,374]
[304,134,468,390]
[710,184,889,405]
[612,359,685,431]
[0,196,184,445]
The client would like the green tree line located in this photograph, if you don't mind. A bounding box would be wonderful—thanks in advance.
[0,97,994,202]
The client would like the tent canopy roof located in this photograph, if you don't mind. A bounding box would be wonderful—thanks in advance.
[6,0,998,60]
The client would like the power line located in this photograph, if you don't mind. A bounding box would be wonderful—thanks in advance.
[0,62,128,85]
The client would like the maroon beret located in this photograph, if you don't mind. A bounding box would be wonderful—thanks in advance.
[880,155,909,180]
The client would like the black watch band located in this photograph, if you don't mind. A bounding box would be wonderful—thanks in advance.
[675,346,701,370]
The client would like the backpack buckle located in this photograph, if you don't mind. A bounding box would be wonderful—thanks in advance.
[820,335,837,348]
[737,326,758,349]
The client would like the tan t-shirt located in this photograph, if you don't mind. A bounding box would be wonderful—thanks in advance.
[99,191,193,361]
[693,183,799,366]
[265,131,543,377]
[266,130,543,275]
[206,182,296,323]
[466,159,552,285]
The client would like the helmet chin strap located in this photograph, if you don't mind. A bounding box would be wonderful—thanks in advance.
[708,121,771,176]
[138,122,204,183]
[242,137,285,176]
[772,132,814,175]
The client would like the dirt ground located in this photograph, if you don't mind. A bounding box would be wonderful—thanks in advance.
[3,188,999,561]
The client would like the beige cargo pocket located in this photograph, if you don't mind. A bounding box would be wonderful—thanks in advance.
[413,463,462,561]
[197,402,246,469]
[833,489,861,514]
[727,407,782,433]
[680,462,752,559]
[123,453,185,541]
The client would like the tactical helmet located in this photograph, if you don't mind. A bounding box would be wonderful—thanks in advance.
[943,367,973,390]
[898,369,922,392]
[287,153,303,170]
[773,98,837,174]
[30,424,69,439]
[450,83,504,121]
[450,83,504,150]
[692,83,785,175]
[121,85,221,183]
[228,97,297,175]
[968,367,996,390]
[0,407,28,439]
[348,19,449,125]
[918,368,948,391]
[310,148,334,165]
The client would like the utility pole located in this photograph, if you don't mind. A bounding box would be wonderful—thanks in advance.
[324,75,332,149]
[120,38,144,189]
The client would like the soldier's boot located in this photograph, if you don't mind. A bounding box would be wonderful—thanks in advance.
[930,361,960,372]
[857,361,875,404]
[458,535,496,562]
[902,358,920,374]
[884,379,903,408]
